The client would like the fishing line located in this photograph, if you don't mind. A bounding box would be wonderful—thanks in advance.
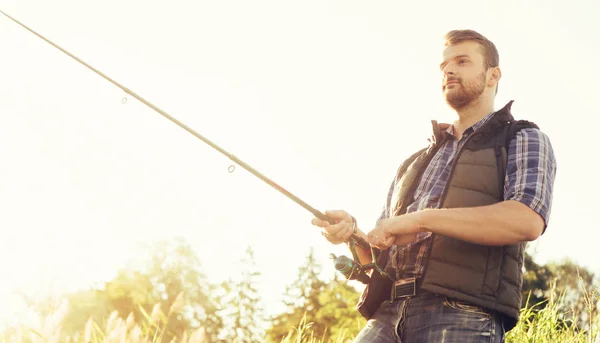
[0,9,386,283]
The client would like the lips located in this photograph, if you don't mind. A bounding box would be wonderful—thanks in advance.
[444,81,459,90]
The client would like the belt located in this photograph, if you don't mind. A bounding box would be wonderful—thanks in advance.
[390,277,417,301]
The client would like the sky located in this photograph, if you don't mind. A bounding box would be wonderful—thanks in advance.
[0,0,599,328]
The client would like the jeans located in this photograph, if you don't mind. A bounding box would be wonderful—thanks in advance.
[353,290,505,343]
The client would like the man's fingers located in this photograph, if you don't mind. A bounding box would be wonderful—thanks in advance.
[366,226,392,249]
[370,235,393,250]
[325,210,351,221]
[394,233,417,246]
[383,236,394,247]
[322,219,355,243]
[367,230,378,245]
[313,210,354,245]
[341,226,354,241]
[367,225,382,241]
[324,221,346,235]
[311,218,330,228]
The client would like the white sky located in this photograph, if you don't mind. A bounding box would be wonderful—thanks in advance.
[0,0,598,327]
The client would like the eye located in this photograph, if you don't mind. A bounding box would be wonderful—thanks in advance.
[458,59,468,65]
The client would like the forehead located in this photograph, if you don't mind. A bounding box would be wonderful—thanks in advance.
[442,41,484,62]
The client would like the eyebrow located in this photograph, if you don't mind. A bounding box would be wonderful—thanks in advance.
[440,54,471,70]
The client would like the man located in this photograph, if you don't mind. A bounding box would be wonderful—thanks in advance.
[311,29,557,342]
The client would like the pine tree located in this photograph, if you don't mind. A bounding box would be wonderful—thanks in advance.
[218,246,265,343]
[266,247,328,341]
[315,273,366,340]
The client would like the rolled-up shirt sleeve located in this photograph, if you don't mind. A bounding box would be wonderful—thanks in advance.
[504,128,557,232]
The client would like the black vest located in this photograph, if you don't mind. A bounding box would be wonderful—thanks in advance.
[356,101,538,331]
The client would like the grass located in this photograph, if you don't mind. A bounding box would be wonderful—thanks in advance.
[2,287,598,343]
[505,286,600,343]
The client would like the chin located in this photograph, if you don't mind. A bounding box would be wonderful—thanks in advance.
[444,94,458,104]
[443,88,458,97]
[445,95,469,109]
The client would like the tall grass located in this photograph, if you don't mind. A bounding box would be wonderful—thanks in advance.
[2,286,598,343]
[505,286,600,343]
[0,294,207,343]
[277,314,355,343]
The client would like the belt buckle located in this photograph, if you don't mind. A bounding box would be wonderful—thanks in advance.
[392,277,416,300]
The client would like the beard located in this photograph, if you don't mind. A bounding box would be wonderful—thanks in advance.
[443,71,486,110]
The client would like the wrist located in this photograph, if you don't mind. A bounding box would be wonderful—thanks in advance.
[345,216,359,244]
[417,209,433,233]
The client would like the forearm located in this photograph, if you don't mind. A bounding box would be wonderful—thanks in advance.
[418,200,544,246]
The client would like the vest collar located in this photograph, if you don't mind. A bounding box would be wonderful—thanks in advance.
[429,100,516,147]
[492,100,516,124]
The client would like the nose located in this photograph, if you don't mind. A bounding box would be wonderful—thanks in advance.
[443,64,456,76]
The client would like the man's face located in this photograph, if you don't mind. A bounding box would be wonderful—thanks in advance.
[440,41,489,110]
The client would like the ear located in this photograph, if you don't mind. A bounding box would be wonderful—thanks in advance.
[488,67,502,87]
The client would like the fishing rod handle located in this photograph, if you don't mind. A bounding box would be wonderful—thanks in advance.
[350,234,370,250]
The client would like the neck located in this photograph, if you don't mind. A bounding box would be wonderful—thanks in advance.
[452,95,494,140]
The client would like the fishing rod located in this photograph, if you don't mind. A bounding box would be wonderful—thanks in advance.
[0,10,388,284]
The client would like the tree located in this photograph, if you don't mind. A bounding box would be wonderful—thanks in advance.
[137,237,223,341]
[521,249,599,331]
[267,247,326,341]
[315,274,367,340]
[266,248,366,342]
[522,251,555,308]
[218,246,265,343]
[25,237,224,342]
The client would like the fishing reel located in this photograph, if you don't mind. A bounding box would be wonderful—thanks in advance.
[329,234,389,284]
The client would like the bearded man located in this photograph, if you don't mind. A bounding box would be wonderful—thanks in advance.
[311,29,557,342]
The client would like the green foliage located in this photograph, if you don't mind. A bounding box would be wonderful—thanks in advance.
[23,237,223,343]
[266,248,365,342]
[138,238,223,341]
[506,286,600,342]
[315,275,366,339]
[522,249,599,329]
[267,247,326,342]
[9,242,600,343]
[0,299,209,343]
[4,284,599,343]
[545,258,599,329]
[522,250,554,308]
[277,313,355,343]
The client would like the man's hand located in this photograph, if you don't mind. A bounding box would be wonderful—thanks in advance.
[311,210,355,245]
[367,212,423,250]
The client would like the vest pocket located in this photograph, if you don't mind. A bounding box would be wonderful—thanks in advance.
[482,246,504,296]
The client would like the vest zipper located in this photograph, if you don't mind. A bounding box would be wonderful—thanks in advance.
[419,132,477,281]
[438,133,476,206]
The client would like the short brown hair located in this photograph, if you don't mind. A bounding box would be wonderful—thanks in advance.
[444,30,499,69]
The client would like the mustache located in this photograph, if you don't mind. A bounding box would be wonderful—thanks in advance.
[445,77,461,84]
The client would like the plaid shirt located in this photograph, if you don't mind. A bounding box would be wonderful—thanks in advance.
[379,111,557,280]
